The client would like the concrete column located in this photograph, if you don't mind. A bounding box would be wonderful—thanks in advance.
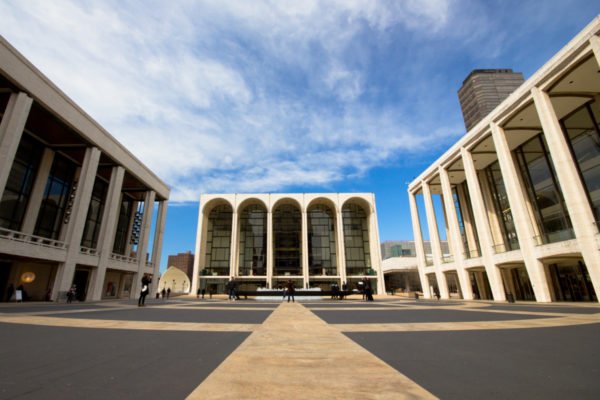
[408,190,431,299]
[0,92,33,199]
[266,211,273,288]
[336,208,347,285]
[456,183,479,257]
[439,166,473,300]
[490,122,552,302]
[301,208,309,288]
[52,146,101,299]
[369,194,386,295]
[21,148,54,234]
[191,201,204,295]
[150,200,168,294]
[479,168,505,250]
[132,190,155,296]
[422,181,449,299]
[532,87,600,300]
[229,212,238,278]
[461,147,506,301]
[89,166,124,301]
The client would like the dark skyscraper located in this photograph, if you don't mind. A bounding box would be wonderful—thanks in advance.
[458,69,524,132]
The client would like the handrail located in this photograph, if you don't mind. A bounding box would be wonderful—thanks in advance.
[0,227,67,250]
[110,253,138,264]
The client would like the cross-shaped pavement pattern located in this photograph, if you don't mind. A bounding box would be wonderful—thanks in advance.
[1,297,599,399]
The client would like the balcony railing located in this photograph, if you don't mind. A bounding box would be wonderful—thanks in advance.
[0,227,67,250]
[79,246,98,256]
[110,253,138,264]
[463,249,481,259]
[492,239,520,254]
[442,255,454,263]
[533,228,576,246]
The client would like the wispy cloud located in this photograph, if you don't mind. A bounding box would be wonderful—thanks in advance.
[1,0,596,201]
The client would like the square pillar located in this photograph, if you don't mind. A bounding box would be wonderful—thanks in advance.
[409,190,432,299]
[0,92,33,198]
[229,211,238,278]
[191,200,205,295]
[53,146,101,299]
[532,87,600,299]
[21,148,54,234]
[369,194,386,295]
[266,211,273,288]
[439,166,473,300]
[422,181,449,299]
[461,147,506,301]
[490,122,552,302]
[301,208,309,288]
[89,166,124,301]
[150,200,168,295]
[336,208,347,285]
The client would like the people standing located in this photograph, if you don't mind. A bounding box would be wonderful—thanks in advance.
[161,288,166,299]
[227,277,237,301]
[66,285,76,303]
[138,276,150,307]
[166,287,171,299]
[364,278,374,301]
[286,280,295,303]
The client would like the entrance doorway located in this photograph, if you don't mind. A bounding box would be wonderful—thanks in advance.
[445,272,462,299]
[469,269,493,300]
[501,266,535,301]
[72,268,90,301]
[548,261,597,302]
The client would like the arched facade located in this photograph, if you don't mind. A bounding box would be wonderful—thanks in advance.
[192,193,384,294]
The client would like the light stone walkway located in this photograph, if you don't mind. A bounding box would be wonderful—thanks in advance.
[186,302,436,400]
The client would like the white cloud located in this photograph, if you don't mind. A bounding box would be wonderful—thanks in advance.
[0,0,470,202]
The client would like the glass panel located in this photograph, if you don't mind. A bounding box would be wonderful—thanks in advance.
[81,178,108,249]
[515,134,573,244]
[238,204,267,276]
[112,198,133,255]
[562,103,600,223]
[204,204,232,276]
[343,203,371,275]
[485,161,519,252]
[308,204,337,276]
[34,153,75,239]
[0,134,43,230]
[273,204,302,276]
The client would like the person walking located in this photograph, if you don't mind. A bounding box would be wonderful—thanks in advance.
[365,278,374,301]
[166,287,171,299]
[286,280,295,303]
[227,277,237,301]
[138,276,150,307]
[66,285,76,303]
[161,288,166,299]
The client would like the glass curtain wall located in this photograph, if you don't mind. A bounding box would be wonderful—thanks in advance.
[112,197,133,255]
[452,184,480,258]
[34,153,76,240]
[204,204,233,276]
[273,204,302,276]
[561,102,600,224]
[342,204,371,276]
[308,204,337,276]
[515,134,574,244]
[484,161,519,252]
[80,178,108,249]
[238,204,267,276]
[0,134,43,230]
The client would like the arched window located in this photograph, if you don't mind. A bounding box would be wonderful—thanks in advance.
[238,204,267,276]
[342,203,371,276]
[273,204,302,276]
[204,204,232,275]
[308,204,337,276]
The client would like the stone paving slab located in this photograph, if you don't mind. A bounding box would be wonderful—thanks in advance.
[187,302,435,399]
[347,324,600,399]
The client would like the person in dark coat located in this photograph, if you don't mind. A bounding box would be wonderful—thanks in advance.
[138,276,151,307]
[286,280,295,303]
[364,278,374,301]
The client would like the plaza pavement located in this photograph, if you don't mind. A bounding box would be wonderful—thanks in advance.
[0,295,599,399]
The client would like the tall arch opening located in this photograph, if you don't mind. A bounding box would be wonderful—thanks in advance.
[308,204,337,276]
[238,203,267,276]
[273,203,302,276]
[204,204,233,276]
[342,203,371,276]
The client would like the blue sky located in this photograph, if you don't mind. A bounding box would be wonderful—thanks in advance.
[2,1,600,272]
